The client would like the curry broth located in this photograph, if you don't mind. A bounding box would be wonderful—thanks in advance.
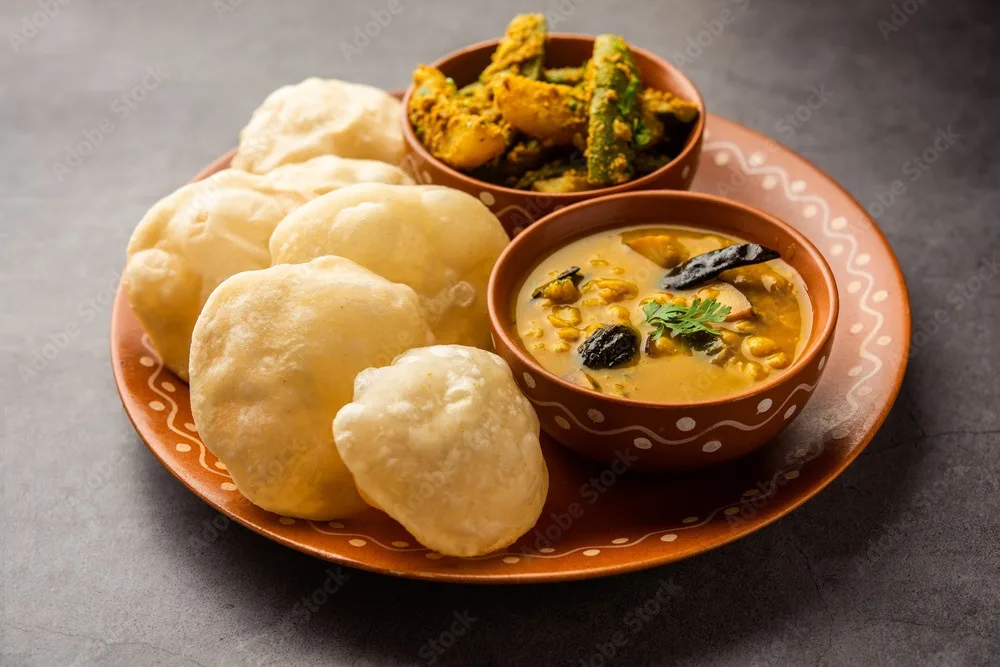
[513,224,813,402]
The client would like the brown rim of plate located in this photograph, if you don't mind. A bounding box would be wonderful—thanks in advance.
[400,33,706,198]
[487,190,840,409]
[113,112,912,583]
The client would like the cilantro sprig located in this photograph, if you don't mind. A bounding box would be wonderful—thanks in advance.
[642,298,731,340]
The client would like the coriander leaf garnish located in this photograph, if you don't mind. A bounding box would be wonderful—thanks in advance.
[642,298,731,340]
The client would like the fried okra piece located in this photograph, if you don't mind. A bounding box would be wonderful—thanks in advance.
[642,88,699,124]
[408,65,507,170]
[481,13,548,82]
[586,35,642,187]
[493,76,588,146]
[543,65,586,85]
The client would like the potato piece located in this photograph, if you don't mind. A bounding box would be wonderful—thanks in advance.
[493,76,587,145]
[190,257,435,520]
[697,282,753,321]
[408,66,508,170]
[270,184,509,350]
[232,78,405,173]
[623,234,690,269]
[532,170,592,193]
[333,346,548,557]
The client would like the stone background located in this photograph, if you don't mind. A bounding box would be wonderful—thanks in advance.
[1,0,998,665]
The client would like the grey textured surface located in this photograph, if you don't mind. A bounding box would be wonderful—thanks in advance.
[2,0,999,665]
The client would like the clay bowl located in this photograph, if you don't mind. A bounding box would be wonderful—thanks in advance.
[488,191,839,471]
[400,34,705,238]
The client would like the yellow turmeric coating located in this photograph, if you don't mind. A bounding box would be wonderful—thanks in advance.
[480,13,548,82]
[408,65,507,170]
[493,76,588,146]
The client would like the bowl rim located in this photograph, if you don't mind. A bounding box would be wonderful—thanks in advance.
[400,32,706,199]
[487,189,841,409]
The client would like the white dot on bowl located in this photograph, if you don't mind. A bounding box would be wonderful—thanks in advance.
[757,398,773,413]
[848,281,861,294]
[348,539,366,547]
[175,443,191,453]
[612,538,629,545]
[784,470,800,480]
[702,440,722,453]
[831,244,844,256]
[877,335,891,346]
[714,152,730,166]
[425,552,443,560]
[704,129,712,139]
[139,356,155,368]
[748,152,766,167]
[872,290,888,303]
[221,482,237,491]
[830,216,848,230]
[214,461,227,470]
[328,522,345,529]
[502,556,520,564]
[587,409,605,423]
[832,425,852,440]
[857,386,873,396]
[478,191,496,206]
[582,549,601,557]
[522,372,536,389]
[784,405,798,419]
[850,323,864,335]
[278,517,295,525]
[803,204,818,218]
[554,416,571,430]
[682,516,698,524]
[761,175,778,190]
[634,437,652,450]
[790,180,807,193]
[848,365,863,377]
[539,547,555,554]
[818,356,826,371]
[682,165,691,179]
[856,253,871,266]
[660,534,678,542]
[676,417,696,432]
[391,541,409,548]
[149,401,165,412]
[162,382,176,393]
[724,507,740,516]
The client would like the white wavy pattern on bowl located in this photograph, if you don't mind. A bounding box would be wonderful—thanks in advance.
[136,138,886,564]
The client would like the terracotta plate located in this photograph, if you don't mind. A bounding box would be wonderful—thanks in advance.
[111,114,910,583]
